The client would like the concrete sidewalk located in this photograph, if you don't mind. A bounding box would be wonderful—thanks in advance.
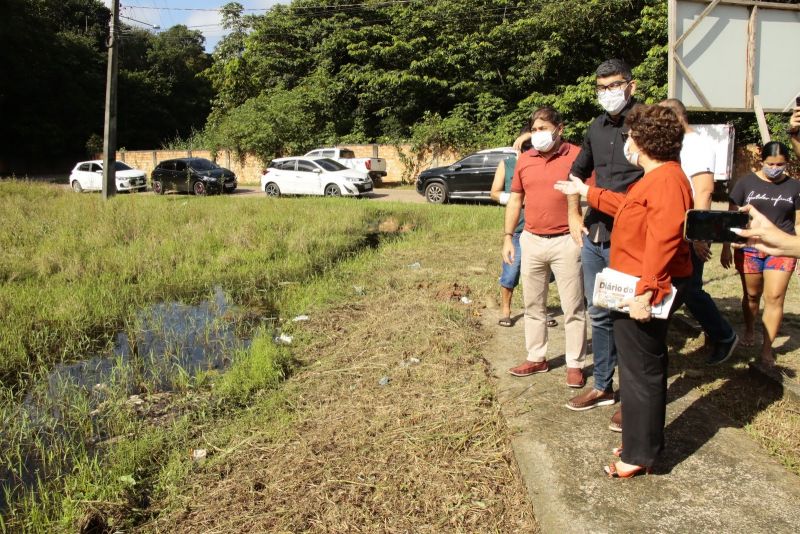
[486,311,800,534]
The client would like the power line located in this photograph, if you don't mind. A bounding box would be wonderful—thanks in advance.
[122,1,424,12]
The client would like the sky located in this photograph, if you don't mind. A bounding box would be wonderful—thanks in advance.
[105,1,285,51]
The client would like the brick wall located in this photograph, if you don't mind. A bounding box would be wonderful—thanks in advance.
[117,149,265,185]
[116,145,462,186]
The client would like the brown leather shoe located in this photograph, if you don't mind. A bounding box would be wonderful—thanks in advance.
[609,407,622,432]
[508,360,549,377]
[565,388,615,411]
[566,367,585,388]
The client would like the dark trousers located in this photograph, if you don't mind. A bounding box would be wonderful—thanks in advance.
[684,247,735,343]
[614,278,689,467]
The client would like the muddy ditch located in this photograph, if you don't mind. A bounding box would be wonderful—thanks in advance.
[0,221,409,524]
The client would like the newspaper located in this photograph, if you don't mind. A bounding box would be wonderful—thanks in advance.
[592,268,675,320]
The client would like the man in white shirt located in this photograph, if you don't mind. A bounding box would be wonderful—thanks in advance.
[661,99,738,365]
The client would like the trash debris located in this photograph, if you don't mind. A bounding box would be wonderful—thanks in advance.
[460,296,473,305]
[408,262,421,269]
[274,333,293,345]
[378,376,391,386]
[126,394,144,407]
[191,449,208,462]
[436,282,472,302]
[353,285,366,295]
[400,357,421,368]
[291,314,310,322]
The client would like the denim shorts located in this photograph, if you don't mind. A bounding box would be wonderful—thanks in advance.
[499,232,522,289]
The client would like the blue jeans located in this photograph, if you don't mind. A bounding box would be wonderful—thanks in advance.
[683,247,735,342]
[582,236,616,392]
[499,232,522,289]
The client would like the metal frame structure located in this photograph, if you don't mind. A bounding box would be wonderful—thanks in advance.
[668,0,800,113]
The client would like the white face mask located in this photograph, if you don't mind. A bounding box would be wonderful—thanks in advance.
[598,87,629,115]
[623,137,639,166]
[531,130,557,152]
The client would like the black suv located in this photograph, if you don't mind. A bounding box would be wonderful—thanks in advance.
[151,158,237,195]
[415,149,516,204]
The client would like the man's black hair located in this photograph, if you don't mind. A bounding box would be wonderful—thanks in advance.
[596,59,632,81]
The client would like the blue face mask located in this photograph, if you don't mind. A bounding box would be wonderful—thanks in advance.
[763,166,785,180]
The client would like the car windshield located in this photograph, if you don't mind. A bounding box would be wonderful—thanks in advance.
[113,161,132,171]
[189,159,218,171]
[314,158,347,171]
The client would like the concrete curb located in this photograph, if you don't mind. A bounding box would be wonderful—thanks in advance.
[487,311,800,534]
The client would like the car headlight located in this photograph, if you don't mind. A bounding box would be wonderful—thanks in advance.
[203,175,219,181]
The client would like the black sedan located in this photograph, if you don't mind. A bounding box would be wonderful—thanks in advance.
[151,158,237,195]
[415,148,515,204]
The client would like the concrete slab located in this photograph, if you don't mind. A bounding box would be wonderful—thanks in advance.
[486,311,800,534]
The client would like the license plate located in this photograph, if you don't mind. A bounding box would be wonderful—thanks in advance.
[364,184,372,190]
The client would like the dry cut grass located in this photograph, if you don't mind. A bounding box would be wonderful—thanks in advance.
[141,231,537,533]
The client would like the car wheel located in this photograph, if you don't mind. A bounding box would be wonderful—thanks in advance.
[152,180,164,195]
[424,182,447,204]
[324,184,341,197]
[71,180,83,193]
[193,181,207,196]
[264,182,281,197]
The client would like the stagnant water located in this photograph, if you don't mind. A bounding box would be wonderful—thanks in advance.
[2,287,269,510]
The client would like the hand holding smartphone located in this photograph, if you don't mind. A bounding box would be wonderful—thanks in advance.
[684,210,750,243]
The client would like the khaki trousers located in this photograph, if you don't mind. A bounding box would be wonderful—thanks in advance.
[519,232,586,367]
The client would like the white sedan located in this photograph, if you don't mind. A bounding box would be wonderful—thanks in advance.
[260,157,373,197]
[69,160,148,193]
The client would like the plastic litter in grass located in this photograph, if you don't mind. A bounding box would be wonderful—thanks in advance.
[460,296,473,305]
[378,376,391,386]
[291,315,310,322]
[399,357,421,368]
[274,333,293,345]
[408,262,421,269]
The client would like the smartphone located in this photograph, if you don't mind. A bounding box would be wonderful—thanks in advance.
[684,210,749,243]
[796,95,800,107]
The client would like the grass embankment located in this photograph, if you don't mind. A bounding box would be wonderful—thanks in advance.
[668,248,800,473]
[0,182,535,532]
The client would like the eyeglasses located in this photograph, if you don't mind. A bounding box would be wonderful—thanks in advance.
[596,80,630,94]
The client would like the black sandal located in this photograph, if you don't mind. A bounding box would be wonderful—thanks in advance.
[498,317,513,327]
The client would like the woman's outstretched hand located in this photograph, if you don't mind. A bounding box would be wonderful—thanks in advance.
[554,174,589,197]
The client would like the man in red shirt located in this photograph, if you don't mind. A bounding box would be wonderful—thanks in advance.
[502,107,587,388]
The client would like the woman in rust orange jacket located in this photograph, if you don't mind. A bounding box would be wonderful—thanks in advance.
[555,104,693,478]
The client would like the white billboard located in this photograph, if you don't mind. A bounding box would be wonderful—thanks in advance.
[669,0,800,112]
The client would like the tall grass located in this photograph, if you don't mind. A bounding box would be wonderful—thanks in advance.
[0,181,504,531]
[0,182,397,387]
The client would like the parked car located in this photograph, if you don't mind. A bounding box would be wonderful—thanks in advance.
[415,148,516,204]
[261,157,373,197]
[150,158,237,196]
[303,147,387,182]
[69,160,147,193]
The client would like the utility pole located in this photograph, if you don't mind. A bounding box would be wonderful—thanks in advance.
[102,0,120,200]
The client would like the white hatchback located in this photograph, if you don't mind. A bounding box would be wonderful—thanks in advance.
[69,160,148,193]
[260,157,373,197]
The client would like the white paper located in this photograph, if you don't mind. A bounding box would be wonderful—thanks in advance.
[592,268,675,320]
